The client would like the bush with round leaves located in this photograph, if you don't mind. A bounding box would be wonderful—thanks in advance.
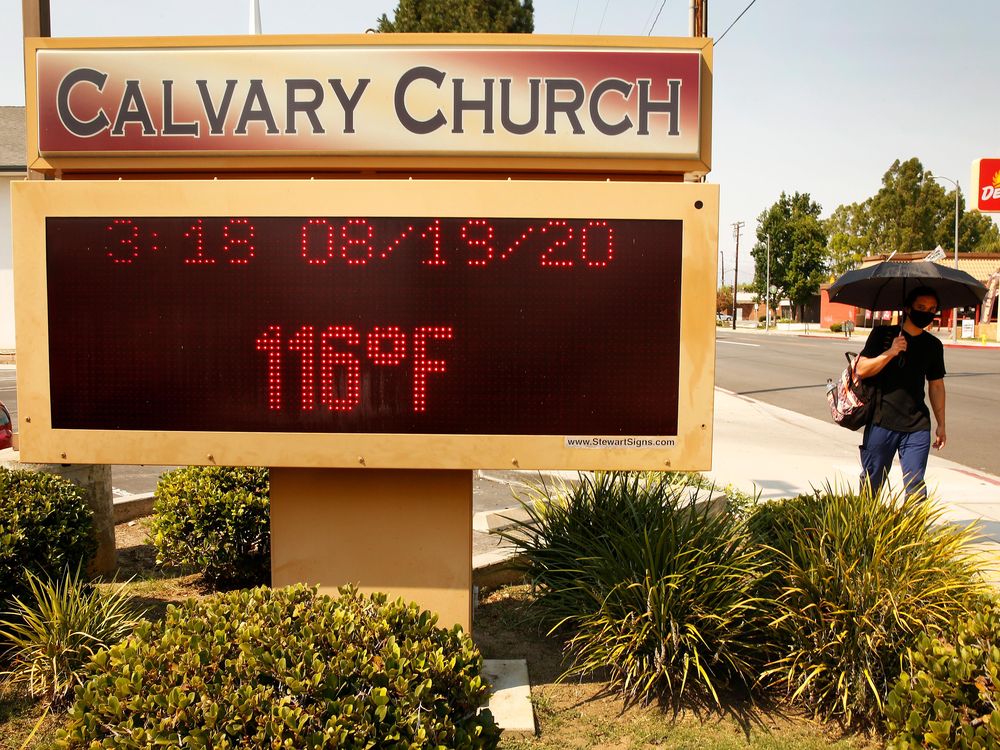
[885,601,1000,748]
[56,585,500,749]
[0,467,95,609]
[149,465,269,585]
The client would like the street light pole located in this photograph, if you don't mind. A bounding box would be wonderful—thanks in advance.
[765,234,771,331]
[929,173,961,342]
[952,184,960,342]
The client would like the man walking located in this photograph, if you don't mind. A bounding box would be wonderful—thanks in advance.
[855,287,946,497]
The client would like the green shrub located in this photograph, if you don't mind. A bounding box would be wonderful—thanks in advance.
[829,322,843,333]
[885,601,1000,748]
[0,468,95,610]
[149,466,269,585]
[57,585,500,749]
[0,566,140,704]
[753,484,985,727]
[503,471,764,705]
[687,473,759,521]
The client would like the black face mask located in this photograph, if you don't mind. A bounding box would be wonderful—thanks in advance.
[908,309,936,329]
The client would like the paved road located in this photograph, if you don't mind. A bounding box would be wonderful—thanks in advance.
[0,366,15,425]
[716,329,1000,476]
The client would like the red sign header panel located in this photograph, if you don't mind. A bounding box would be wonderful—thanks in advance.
[27,35,712,174]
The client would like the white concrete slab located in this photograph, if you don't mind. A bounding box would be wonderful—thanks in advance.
[481,658,535,738]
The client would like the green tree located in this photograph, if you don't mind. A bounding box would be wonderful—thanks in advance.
[864,158,944,256]
[831,157,1000,262]
[716,286,732,314]
[376,0,534,33]
[825,202,869,275]
[751,192,828,321]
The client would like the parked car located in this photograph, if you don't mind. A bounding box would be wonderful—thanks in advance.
[0,401,11,450]
[716,313,733,323]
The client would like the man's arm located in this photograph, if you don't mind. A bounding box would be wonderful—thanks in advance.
[928,378,946,449]
[856,333,907,379]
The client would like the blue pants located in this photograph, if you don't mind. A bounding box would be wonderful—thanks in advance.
[860,423,931,498]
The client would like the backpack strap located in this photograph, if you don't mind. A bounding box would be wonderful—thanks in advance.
[871,325,896,425]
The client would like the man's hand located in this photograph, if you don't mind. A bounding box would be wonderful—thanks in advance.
[888,334,908,358]
[933,425,947,450]
[928,379,946,450]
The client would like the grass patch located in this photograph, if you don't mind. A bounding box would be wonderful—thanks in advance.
[0,690,62,750]
[476,587,881,750]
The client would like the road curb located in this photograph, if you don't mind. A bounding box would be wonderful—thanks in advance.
[472,548,526,589]
[113,492,155,524]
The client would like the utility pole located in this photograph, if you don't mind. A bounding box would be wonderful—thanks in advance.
[689,0,708,36]
[731,221,744,331]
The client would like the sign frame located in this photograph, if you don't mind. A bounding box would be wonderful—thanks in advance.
[13,177,717,470]
[24,33,713,177]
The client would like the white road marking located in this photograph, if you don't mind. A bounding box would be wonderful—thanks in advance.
[717,340,760,347]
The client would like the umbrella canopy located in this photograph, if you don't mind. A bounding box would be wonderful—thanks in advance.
[828,261,987,311]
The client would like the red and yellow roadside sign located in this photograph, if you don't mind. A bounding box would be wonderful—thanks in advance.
[971,158,1000,213]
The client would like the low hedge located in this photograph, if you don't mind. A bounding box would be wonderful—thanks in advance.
[149,465,270,585]
[886,602,1000,748]
[0,467,95,609]
[57,585,500,749]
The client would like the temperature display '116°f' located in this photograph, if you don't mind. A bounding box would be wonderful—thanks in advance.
[44,213,682,436]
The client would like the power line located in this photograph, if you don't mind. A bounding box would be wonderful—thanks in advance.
[570,0,581,33]
[597,0,612,33]
[716,0,759,44]
[647,0,668,35]
[640,0,661,35]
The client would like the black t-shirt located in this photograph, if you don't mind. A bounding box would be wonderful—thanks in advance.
[860,325,946,432]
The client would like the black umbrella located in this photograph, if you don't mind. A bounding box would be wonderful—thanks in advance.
[828,260,987,311]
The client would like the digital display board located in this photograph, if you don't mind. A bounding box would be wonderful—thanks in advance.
[46,216,681,435]
[13,179,717,469]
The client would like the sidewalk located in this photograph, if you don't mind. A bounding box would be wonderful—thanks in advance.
[708,388,1000,522]
[475,388,1000,585]
[706,387,1000,584]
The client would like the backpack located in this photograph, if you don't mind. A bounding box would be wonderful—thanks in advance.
[826,351,875,431]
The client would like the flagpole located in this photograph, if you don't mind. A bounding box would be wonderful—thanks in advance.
[251,0,261,34]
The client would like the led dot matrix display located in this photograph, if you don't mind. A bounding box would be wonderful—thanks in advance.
[46,215,683,435]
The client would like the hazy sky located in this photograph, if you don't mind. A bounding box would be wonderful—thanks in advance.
[1,0,998,285]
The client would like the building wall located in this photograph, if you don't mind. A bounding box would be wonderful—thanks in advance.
[819,289,857,328]
[0,176,14,351]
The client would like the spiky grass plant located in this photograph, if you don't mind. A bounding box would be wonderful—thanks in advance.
[753,483,986,727]
[501,471,765,706]
[0,566,140,704]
